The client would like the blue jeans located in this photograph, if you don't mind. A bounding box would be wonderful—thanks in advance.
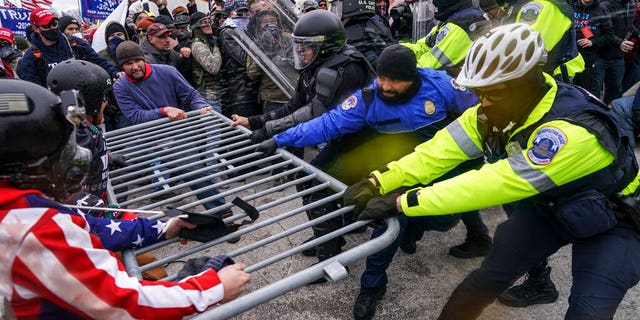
[438,202,640,320]
[151,154,226,214]
[360,213,460,293]
[104,113,132,132]
[593,57,625,104]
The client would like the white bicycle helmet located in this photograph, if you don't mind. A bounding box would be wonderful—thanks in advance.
[456,23,548,88]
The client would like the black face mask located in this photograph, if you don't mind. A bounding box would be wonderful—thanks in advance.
[108,36,125,60]
[480,72,548,130]
[0,46,13,59]
[41,29,60,42]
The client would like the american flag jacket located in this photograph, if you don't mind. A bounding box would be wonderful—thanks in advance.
[0,186,225,319]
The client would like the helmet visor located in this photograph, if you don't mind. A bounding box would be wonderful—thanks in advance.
[292,35,323,70]
[53,132,92,196]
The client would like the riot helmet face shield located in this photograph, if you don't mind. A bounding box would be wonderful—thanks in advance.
[329,0,343,18]
[0,82,92,201]
[292,35,322,69]
[48,128,92,199]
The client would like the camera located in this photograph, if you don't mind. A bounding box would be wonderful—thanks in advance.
[390,4,409,20]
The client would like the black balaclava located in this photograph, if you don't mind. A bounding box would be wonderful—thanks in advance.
[481,68,549,131]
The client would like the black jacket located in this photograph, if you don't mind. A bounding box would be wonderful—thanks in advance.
[601,0,637,59]
[573,0,616,60]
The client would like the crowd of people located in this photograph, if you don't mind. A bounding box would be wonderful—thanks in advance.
[2,0,640,319]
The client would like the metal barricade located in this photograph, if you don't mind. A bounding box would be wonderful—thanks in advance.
[103,110,399,319]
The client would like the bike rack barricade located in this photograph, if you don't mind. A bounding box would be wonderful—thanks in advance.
[103,110,399,319]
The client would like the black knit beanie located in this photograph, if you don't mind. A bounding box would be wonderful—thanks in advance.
[106,23,126,38]
[376,44,418,81]
[58,16,80,32]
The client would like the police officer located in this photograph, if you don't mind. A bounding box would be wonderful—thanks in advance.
[231,10,374,141]
[256,44,480,320]
[232,10,374,265]
[502,0,585,81]
[190,11,223,111]
[329,0,395,67]
[404,0,491,76]
[344,23,640,319]
[217,0,261,117]
[489,0,589,307]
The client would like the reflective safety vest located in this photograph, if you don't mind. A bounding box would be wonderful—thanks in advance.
[404,7,490,76]
[511,0,585,79]
[371,73,637,216]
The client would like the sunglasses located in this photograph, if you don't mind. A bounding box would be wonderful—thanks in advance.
[38,19,59,29]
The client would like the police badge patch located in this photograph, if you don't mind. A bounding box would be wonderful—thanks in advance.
[424,100,436,115]
[436,26,450,44]
[527,127,567,165]
[341,95,358,111]
[519,2,543,25]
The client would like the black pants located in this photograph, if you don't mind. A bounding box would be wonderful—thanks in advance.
[439,202,640,320]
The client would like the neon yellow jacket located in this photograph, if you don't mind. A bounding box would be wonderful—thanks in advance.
[403,7,488,72]
[371,74,614,216]
[405,22,475,70]
[514,0,585,77]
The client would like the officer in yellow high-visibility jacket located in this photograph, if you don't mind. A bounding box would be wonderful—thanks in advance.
[403,0,491,76]
[344,24,640,319]
[504,0,585,80]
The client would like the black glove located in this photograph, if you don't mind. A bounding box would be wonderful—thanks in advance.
[108,153,128,170]
[343,177,380,214]
[249,127,269,143]
[357,193,400,221]
[165,208,229,242]
[256,138,277,154]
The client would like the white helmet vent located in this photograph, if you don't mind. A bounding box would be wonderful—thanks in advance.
[456,23,548,88]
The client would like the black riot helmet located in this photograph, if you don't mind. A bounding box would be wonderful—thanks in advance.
[0,79,92,201]
[433,0,473,21]
[291,10,346,70]
[329,0,375,19]
[47,60,113,116]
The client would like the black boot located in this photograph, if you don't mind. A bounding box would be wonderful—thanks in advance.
[399,233,417,254]
[498,266,559,307]
[353,286,386,320]
[306,201,345,260]
[301,236,346,257]
[449,232,492,259]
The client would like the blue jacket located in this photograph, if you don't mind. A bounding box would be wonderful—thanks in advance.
[114,63,209,124]
[274,68,479,148]
[18,31,119,86]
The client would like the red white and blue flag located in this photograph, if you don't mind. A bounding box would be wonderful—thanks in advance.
[20,0,52,11]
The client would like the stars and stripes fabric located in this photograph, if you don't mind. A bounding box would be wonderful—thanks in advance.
[20,0,52,11]
[0,187,225,319]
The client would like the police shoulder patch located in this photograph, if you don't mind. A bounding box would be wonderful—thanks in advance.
[341,95,358,111]
[527,126,567,166]
[436,25,450,44]
[519,2,543,25]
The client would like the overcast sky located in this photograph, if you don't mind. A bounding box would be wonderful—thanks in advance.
[51,0,79,11]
